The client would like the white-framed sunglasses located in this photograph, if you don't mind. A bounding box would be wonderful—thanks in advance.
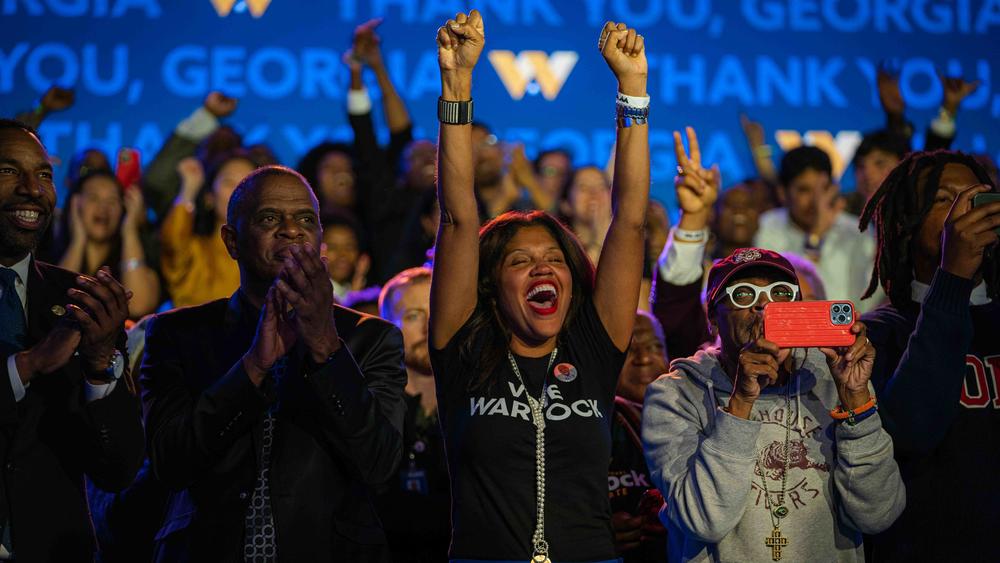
[722,281,799,309]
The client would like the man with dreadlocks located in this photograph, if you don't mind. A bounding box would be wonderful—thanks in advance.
[858,150,1000,562]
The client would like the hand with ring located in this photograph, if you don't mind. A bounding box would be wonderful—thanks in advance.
[673,126,720,217]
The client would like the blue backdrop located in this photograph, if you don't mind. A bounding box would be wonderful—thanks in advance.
[3,0,999,211]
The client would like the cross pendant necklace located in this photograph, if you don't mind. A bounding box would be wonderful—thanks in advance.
[765,527,788,561]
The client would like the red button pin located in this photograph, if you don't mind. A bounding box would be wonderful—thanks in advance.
[553,362,577,383]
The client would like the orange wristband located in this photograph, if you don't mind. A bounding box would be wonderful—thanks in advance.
[830,396,877,421]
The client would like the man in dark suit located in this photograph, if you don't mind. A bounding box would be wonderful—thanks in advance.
[0,119,144,561]
[140,165,406,562]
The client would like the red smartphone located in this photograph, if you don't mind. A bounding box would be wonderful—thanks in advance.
[763,301,856,348]
[115,147,141,191]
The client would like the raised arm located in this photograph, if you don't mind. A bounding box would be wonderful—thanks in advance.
[429,10,486,349]
[354,19,412,135]
[593,22,650,351]
[739,114,777,185]
[15,86,75,130]
[925,73,979,151]
[652,127,719,358]
[119,188,161,318]
[142,92,235,223]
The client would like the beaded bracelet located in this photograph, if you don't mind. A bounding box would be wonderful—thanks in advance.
[830,396,878,425]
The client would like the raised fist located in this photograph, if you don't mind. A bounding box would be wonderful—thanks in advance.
[203,91,238,118]
[176,157,205,199]
[876,63,904,116]
[41,86,75,113]
[599,22,647,95]
[436,10,485,74]
[122,187,145,233]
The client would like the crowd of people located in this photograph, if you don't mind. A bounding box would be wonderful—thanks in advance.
[1,10,998,563]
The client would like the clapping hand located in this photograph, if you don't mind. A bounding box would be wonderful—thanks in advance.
[274,243,341,364]
[66,266,132,374]
[244,285,299,385]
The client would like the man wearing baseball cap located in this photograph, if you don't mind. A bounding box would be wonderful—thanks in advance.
[641,247,904,562]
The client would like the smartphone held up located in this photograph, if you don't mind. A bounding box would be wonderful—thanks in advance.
[115,147,141,192]
[763,301,856,349]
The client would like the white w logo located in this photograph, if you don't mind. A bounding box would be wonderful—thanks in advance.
[488,50,579,101]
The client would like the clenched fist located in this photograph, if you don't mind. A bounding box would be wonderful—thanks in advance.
[437,10,485,75]
[599,22,647,96]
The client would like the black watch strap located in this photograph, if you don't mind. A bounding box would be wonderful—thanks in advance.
[438,97,474,125]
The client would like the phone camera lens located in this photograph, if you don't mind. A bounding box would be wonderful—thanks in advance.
[837,315,846,323]
[832,305,842,313]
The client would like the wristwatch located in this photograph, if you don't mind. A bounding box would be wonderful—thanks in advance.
[438,97,474,125]
[89,350,124,382]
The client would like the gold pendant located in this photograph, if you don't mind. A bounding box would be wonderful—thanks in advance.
[765,527,788,561]
[530,556,551,563]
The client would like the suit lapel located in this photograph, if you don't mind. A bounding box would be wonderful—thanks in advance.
[25,260,63,347]
[224,291,267,458]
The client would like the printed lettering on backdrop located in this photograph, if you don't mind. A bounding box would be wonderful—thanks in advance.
[3,0,998,209]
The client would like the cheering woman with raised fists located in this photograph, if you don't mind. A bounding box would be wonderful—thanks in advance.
[428,10,651,563]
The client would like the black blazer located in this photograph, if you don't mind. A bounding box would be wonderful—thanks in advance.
[140,291,407,562]
[0,260,144,563]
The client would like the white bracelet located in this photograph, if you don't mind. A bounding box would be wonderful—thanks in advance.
[674,228,707,242]
[616,91,650,109]
[121,258,144,272]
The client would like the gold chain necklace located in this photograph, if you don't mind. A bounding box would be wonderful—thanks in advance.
[755,380,793,561]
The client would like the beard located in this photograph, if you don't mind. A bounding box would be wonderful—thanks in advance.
[0,215,52,260]
[405,341,432,375]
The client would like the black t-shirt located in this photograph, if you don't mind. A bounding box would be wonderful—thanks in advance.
[609,399,667,563]
[430,299,627,561]
[373,393,450,562]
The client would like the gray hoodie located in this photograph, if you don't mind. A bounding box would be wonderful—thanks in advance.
[642,347,904,562]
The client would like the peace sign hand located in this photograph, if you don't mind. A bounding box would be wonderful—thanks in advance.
[673,126,720,216]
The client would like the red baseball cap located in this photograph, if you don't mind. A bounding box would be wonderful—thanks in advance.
[706,248,798,306]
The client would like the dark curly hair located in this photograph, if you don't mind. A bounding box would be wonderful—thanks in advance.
[459,211,596,390]
[295,141,354,210]
[859,150,998,309]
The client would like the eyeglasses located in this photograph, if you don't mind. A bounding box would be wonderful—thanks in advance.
[722,281,799,309]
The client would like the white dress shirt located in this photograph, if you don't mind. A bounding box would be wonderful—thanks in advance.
[4,255,120,403]
[753,209,886,314]
[657,227,709,286]
[911,278,992,305]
